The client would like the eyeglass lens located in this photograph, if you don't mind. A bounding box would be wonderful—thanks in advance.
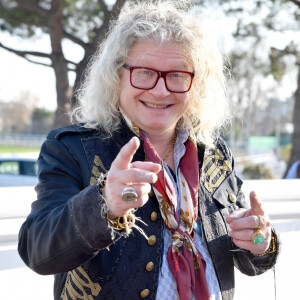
[131,68,192,92]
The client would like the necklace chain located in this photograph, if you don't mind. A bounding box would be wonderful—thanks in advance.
[162,130,177,161]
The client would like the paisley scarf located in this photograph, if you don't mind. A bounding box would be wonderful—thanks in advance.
[139,130,210,300]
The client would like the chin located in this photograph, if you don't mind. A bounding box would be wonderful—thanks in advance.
[143,123,171,132]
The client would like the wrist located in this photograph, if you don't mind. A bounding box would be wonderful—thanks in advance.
[106,211,118,220]
[251,234,277,257]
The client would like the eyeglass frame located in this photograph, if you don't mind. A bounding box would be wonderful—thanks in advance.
[122,64,195,93]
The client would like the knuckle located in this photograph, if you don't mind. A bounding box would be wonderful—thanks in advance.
[252,217,258,228]
[129,171,139,183]
[152,173,158,182]
[139,195,149,207]
[135,199,144,208]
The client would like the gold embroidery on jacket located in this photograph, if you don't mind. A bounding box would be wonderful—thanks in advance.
[202,149,232,193]
[89,155,108,185]
[61,266,101,300]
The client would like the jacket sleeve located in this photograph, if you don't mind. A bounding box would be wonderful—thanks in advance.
[18,137,122,275]
[218,137,281,276]
[233,188,281,276]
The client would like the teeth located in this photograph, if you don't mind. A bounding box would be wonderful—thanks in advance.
[144,102,168,108]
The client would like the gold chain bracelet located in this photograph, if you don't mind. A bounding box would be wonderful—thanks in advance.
[106,212,136,233]
[252,235,277,257]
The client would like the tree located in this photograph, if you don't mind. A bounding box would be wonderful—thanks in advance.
[196,0,300,175]
[255,0,300,175]
[0,0,126,128]
[31,107,55,133]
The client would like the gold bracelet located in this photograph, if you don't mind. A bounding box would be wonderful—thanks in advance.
[252,235,277,257]
[106,212,136,231]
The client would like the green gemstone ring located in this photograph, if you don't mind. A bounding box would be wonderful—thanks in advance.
[251,229,266,244]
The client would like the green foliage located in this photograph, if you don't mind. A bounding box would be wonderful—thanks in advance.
[269,48,286,81]
[0,0,110,42]
[62,0,105,43]
[32,107,54,121]
[31,107,54,134]
[0,1,49,38]
[242,163,274,179]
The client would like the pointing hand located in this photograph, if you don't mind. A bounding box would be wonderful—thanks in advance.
[226,191,272,255]
[104,137,161,218]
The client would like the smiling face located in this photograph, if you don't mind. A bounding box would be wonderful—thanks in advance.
[119,40,193,137]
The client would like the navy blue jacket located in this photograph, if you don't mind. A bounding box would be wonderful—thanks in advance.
[18,120,280,300]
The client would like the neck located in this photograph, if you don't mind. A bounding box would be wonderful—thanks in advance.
[146,128,177,170]
[146,126,175,146]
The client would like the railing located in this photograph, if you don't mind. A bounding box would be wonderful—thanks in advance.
[0,179,299,243]
[242,179,300,220]
[0,134,45,147]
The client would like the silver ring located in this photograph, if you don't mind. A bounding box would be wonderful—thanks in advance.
[121,186,138,202]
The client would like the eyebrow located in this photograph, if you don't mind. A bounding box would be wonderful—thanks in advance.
[130,60,190,71]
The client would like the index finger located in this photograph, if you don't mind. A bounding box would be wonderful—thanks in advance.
[249,191,265,216]
[131,161,161,174]
[112,137,140,170]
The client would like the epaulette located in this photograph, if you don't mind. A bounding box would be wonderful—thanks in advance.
[46,125,95,140]
[216,136,232,158]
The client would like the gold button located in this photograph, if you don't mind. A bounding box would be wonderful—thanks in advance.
[150,211,157,221]
[145,261,154,272]
[229,193,237,203]
[148,235,157,246]
[140,289,150,298]
[149,189,154,197]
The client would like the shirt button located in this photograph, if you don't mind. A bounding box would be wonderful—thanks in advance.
[145,261,154,272]
[140,289,150,298]
[149,189,154,197]
[150,211,157,221]
[229,193,237,203]
[147,235,157,246]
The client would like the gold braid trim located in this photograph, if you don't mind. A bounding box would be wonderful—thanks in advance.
[201,149,232,193]
[90,155,108,185]
[61,267,101,300]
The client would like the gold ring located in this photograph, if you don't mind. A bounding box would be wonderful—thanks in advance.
[256,215,266,229]
[251,229,266,244]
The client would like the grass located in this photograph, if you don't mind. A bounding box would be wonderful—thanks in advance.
[0,144,40,153]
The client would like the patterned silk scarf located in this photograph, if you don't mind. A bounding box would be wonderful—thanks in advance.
[139,130,210,300]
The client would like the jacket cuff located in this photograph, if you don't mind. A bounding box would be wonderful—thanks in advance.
[250,227,281,268]
[233,226,281,276]
[70,183,123,250]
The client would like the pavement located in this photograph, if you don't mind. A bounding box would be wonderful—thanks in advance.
[234,219,300,300]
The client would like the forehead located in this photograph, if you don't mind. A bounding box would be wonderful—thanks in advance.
[127,40,192,70]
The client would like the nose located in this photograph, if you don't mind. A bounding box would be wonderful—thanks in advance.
[148,77,171,97]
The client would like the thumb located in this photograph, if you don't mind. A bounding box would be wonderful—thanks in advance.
[249,191,264,216]
[112,137,140,170]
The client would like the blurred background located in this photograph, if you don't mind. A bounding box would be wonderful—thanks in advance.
[0,0,299,299]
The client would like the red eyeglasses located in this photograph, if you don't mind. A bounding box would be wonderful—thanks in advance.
[122,64,194,93]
